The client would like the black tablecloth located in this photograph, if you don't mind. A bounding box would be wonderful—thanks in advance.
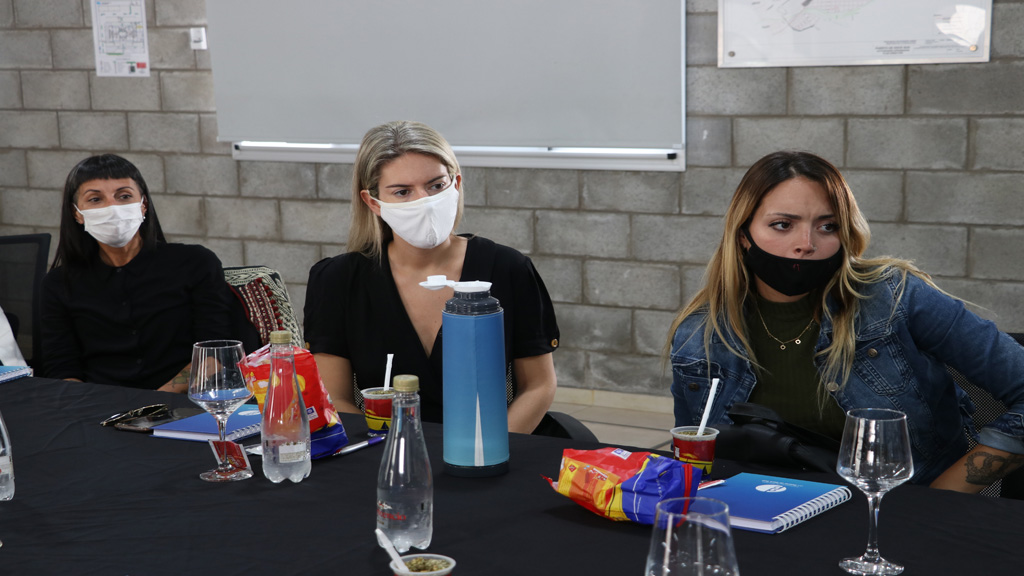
[0,377,1021,575]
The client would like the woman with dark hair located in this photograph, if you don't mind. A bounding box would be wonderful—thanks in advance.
[41,154,237,392]
[668,150,1024,493]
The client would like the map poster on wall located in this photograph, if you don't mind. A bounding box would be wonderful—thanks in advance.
[719,0,991,68]
[91,0,150,77]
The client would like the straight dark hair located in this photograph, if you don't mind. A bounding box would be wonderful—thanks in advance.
[51,154,165,270]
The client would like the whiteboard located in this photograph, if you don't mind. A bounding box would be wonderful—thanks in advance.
[206,0,685,169]
[719,0,991,68]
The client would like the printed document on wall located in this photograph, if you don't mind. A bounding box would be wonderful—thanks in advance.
[91,0,150,77]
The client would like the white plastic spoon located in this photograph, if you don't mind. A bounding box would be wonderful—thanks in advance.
[375,528,408,572]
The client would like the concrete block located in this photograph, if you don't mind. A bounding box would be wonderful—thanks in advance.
[530,255,583,304]
[459,207,533,254]
[280,200,351,243]
[587,352,671,395]
[937,278,1024,333]
[161,71,215,111]
[992,3,1024,58]
[0,71,21,107]
[971,228,1024,281]
[909,61,1024,115]
[0,224,35,237]
[487,168,578,209]
[128,113,200,153]
[205,197,279,239]
[535,211,629,258]
[848,118,966,169]
[461,166,487,206]
[118,153,164,192]
[585,260,681,310]
[681,167,747,216]
[0,111,59,148]
[320,244,346,260]
[734,118,845,167]
[12,0,82,27]
[199,114,232,155]
[150,193,203,236]
[686,13,716,66]
[52,29,94,69]
[635,309,678,356]
[0,31,52,68]
[582,171,679,214]
[240,161,316,199]
[687,67,786,115]
[552,348,585,389]
[195,49,211,71]
[556,303,632,352]
[196,237,243,267]
[26,150,91,189]
[681,265,707,305]
[686,117,732,168]
[317,163,354,200]
[155,0,206,25]
[165,155,238,196]
[0,150,27,187]
[866,223,967,277]
[843,170,904,222]
[632,214,723,264]
[148,28,197,69]
[90,74,161,111]
[1,189,62,227]
[0,0,10,26]
[791,67,904,115]
[58,112,129,150]
[687,0,717,13]
[243,241,320,283]
[907,172,1024,226]
[975,119,1024,171]
[22,71,90,110]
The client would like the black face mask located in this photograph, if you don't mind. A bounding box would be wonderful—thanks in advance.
[742,227,844,297]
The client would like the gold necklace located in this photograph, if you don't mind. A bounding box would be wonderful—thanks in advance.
[755,307,816,350]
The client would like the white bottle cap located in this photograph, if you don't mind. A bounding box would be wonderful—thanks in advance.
[420,275,492,293]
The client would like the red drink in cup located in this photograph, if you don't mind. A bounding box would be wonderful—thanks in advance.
[362,387,394,437]
[671,426,719,477]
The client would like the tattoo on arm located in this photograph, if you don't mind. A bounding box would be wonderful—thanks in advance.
[171,368,191,392]
[964,451,1024,486]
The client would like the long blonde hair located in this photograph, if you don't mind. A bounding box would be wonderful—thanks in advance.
[666,151,936,393]
[347,120,465,260]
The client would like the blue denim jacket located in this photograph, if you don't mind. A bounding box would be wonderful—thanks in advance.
[670,270,1024,484]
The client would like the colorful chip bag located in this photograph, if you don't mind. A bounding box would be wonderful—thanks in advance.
[239,343,348,458]
[544,447,701,524]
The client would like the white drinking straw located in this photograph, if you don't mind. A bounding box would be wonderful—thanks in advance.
[382,353,394,391]
[696,377,719,436]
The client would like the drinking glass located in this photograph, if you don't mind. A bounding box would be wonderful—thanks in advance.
[187,340,253,482]
[836,408,914,575]
[645,497,739,576]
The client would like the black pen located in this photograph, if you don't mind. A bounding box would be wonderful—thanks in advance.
[336,435,384,456]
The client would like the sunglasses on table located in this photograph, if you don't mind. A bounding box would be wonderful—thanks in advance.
[99,404,170,427]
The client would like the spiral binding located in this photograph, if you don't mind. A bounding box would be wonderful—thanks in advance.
[776,486,852,532]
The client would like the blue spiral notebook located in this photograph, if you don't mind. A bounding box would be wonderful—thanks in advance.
[0,365,32,384]
[700,473,851,534]
[151,405,262,442]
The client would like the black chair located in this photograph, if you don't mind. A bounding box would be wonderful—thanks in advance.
[946,331,1024,499]
[0,233,51,369]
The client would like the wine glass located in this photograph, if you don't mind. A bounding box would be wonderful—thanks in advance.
[187,340,253,482]
[645,497,740,576]
[836,408,914,575]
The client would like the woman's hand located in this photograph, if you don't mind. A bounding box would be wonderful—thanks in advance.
[930,444,1024,493]
[507,353,557,434]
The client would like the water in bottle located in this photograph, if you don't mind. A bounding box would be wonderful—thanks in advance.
[0,408,12,500]
[261,330,312,483]
[377,374,433,553]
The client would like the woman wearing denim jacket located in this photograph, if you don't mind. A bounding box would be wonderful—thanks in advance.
[668,151,1024,493]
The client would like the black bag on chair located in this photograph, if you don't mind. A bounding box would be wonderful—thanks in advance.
[716,403,841,474]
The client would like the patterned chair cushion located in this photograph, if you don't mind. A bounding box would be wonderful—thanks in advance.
[224,265,302,346]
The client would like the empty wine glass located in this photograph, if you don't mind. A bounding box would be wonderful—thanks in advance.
[187,340,253,482]
[836,408,914,575]
[645,497,740,576]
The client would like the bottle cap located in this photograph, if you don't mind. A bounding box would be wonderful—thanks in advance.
[269,330,291,344]
[392,374,419,392]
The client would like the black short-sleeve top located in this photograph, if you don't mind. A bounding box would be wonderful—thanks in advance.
[303,235,560,423]
[41,243,237,389]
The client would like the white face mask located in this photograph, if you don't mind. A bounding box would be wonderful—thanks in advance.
[375,180,459,249]
[76,202,146,248]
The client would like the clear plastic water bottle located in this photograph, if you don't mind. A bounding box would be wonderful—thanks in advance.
[261,330,311,483]
[377,374,433,553]
[0,408,13,500]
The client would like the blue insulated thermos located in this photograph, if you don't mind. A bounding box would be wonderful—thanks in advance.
[439,280,509,477]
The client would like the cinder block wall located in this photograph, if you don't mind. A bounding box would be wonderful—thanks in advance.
[2,0,1023,399]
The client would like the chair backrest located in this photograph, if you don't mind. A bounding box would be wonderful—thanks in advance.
[0,233,52,369]
[223,265,302,347]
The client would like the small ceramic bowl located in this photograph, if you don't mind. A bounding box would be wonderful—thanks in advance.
[389,553,456,576]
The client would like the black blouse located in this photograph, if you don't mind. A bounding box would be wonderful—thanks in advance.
[41,243,237,389]
[303,235,560,423]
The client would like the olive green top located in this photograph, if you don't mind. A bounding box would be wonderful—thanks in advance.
[746,294,846,440]
[392,374,420,393]
[269,330,291,345]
